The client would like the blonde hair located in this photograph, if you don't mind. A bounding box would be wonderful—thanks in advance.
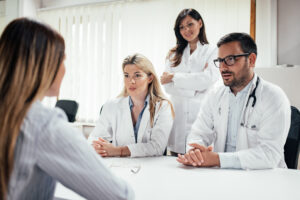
[119,53,175,126]
[0,18,65,199]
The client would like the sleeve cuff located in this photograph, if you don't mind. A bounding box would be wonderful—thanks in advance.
[172,73,180,87]
[218,152,242,169]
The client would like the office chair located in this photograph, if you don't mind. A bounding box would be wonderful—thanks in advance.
[284,106,300,169]
[55,100,79,122]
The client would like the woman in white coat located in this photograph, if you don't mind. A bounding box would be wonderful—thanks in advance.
[89,54,174,157]
[160,8,219,156]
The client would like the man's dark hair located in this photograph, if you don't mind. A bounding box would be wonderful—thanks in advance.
[217,32,257,55]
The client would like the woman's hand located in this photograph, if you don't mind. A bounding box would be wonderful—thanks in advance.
[160,72,174,84]
[92,138,120,157]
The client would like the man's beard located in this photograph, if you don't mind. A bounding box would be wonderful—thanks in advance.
[222,62,249,88]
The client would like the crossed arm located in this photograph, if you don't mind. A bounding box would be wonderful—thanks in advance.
[177,143,220,167]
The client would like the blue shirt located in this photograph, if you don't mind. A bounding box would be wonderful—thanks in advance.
[129,95,149,143]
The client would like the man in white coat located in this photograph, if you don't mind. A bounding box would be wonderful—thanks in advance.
[176,32,291,169]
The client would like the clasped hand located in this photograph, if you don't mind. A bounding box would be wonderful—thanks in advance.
[92,138,119,157]
[176,143,220,167]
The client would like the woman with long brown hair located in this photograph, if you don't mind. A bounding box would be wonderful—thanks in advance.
[88,53,174,157]
[160,8,220,156]
[0,18,133,200]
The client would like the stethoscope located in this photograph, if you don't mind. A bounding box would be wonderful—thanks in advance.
[217,77,260,129]
[240,77,260,129]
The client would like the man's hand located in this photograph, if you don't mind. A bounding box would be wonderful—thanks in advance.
[176,144,220,167]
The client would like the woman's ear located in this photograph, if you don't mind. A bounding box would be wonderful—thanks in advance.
[148,74,154,83]
[198,19,203,29]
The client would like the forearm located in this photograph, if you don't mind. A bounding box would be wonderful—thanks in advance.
[120,146,131,157]
[218,152,242,169]
[163,82,196,98]
[172,71,217,91]
[127,141,166,157]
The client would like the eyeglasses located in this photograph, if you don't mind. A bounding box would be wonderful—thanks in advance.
[213,53,250,68]
[124,73,148,81]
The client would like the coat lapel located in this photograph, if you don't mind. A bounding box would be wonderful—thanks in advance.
[119,97,135,144]
[137,103,150,143]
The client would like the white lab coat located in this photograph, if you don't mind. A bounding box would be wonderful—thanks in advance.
[187,75,291,169]
[88,96,174,157]
[164,41,220,154]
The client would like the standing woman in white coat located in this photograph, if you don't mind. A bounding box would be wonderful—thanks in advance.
[89,54,174,157]
[160,8,219,156]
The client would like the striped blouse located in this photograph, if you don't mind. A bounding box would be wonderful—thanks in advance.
[7,101,134,200]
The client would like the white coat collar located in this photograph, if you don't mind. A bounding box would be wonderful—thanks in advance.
[187,40,202,51]
[121,95,151,143]
[184,41,202,57]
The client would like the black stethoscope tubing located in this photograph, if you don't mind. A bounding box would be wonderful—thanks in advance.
[240,76,260,128]
[246,76,260,108]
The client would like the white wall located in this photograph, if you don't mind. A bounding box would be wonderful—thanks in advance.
[40,0,117,9]
[256,0,277,67]
[5,0,19,23]
[0,0,40,33]
[277,0,300,65]
[19,0,40,18]
[255,66,300,110]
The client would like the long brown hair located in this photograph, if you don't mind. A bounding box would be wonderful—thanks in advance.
[119,54,174,126]
[0,18,65,199]
[168,8,208,67]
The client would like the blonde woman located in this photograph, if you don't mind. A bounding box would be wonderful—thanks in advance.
[89,54,174,157]
[0,18,133,200]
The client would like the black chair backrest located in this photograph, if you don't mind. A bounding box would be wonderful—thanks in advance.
[284,106,300,169]
[55,100,79,122]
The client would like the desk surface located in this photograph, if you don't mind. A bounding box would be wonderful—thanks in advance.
[55,156,300,200]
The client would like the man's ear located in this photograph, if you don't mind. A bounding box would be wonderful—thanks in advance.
[248,53,256,68]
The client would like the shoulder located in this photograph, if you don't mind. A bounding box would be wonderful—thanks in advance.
[156,99,171,108]
[259,77,290,106]
[21,101,68,137]
[200,43,218,56]
[206,83,228,102]
[154,99,173,114]
[166,50,176,62]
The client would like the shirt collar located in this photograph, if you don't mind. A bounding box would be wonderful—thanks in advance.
[187,40,202,51]
[129,94,149,108]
